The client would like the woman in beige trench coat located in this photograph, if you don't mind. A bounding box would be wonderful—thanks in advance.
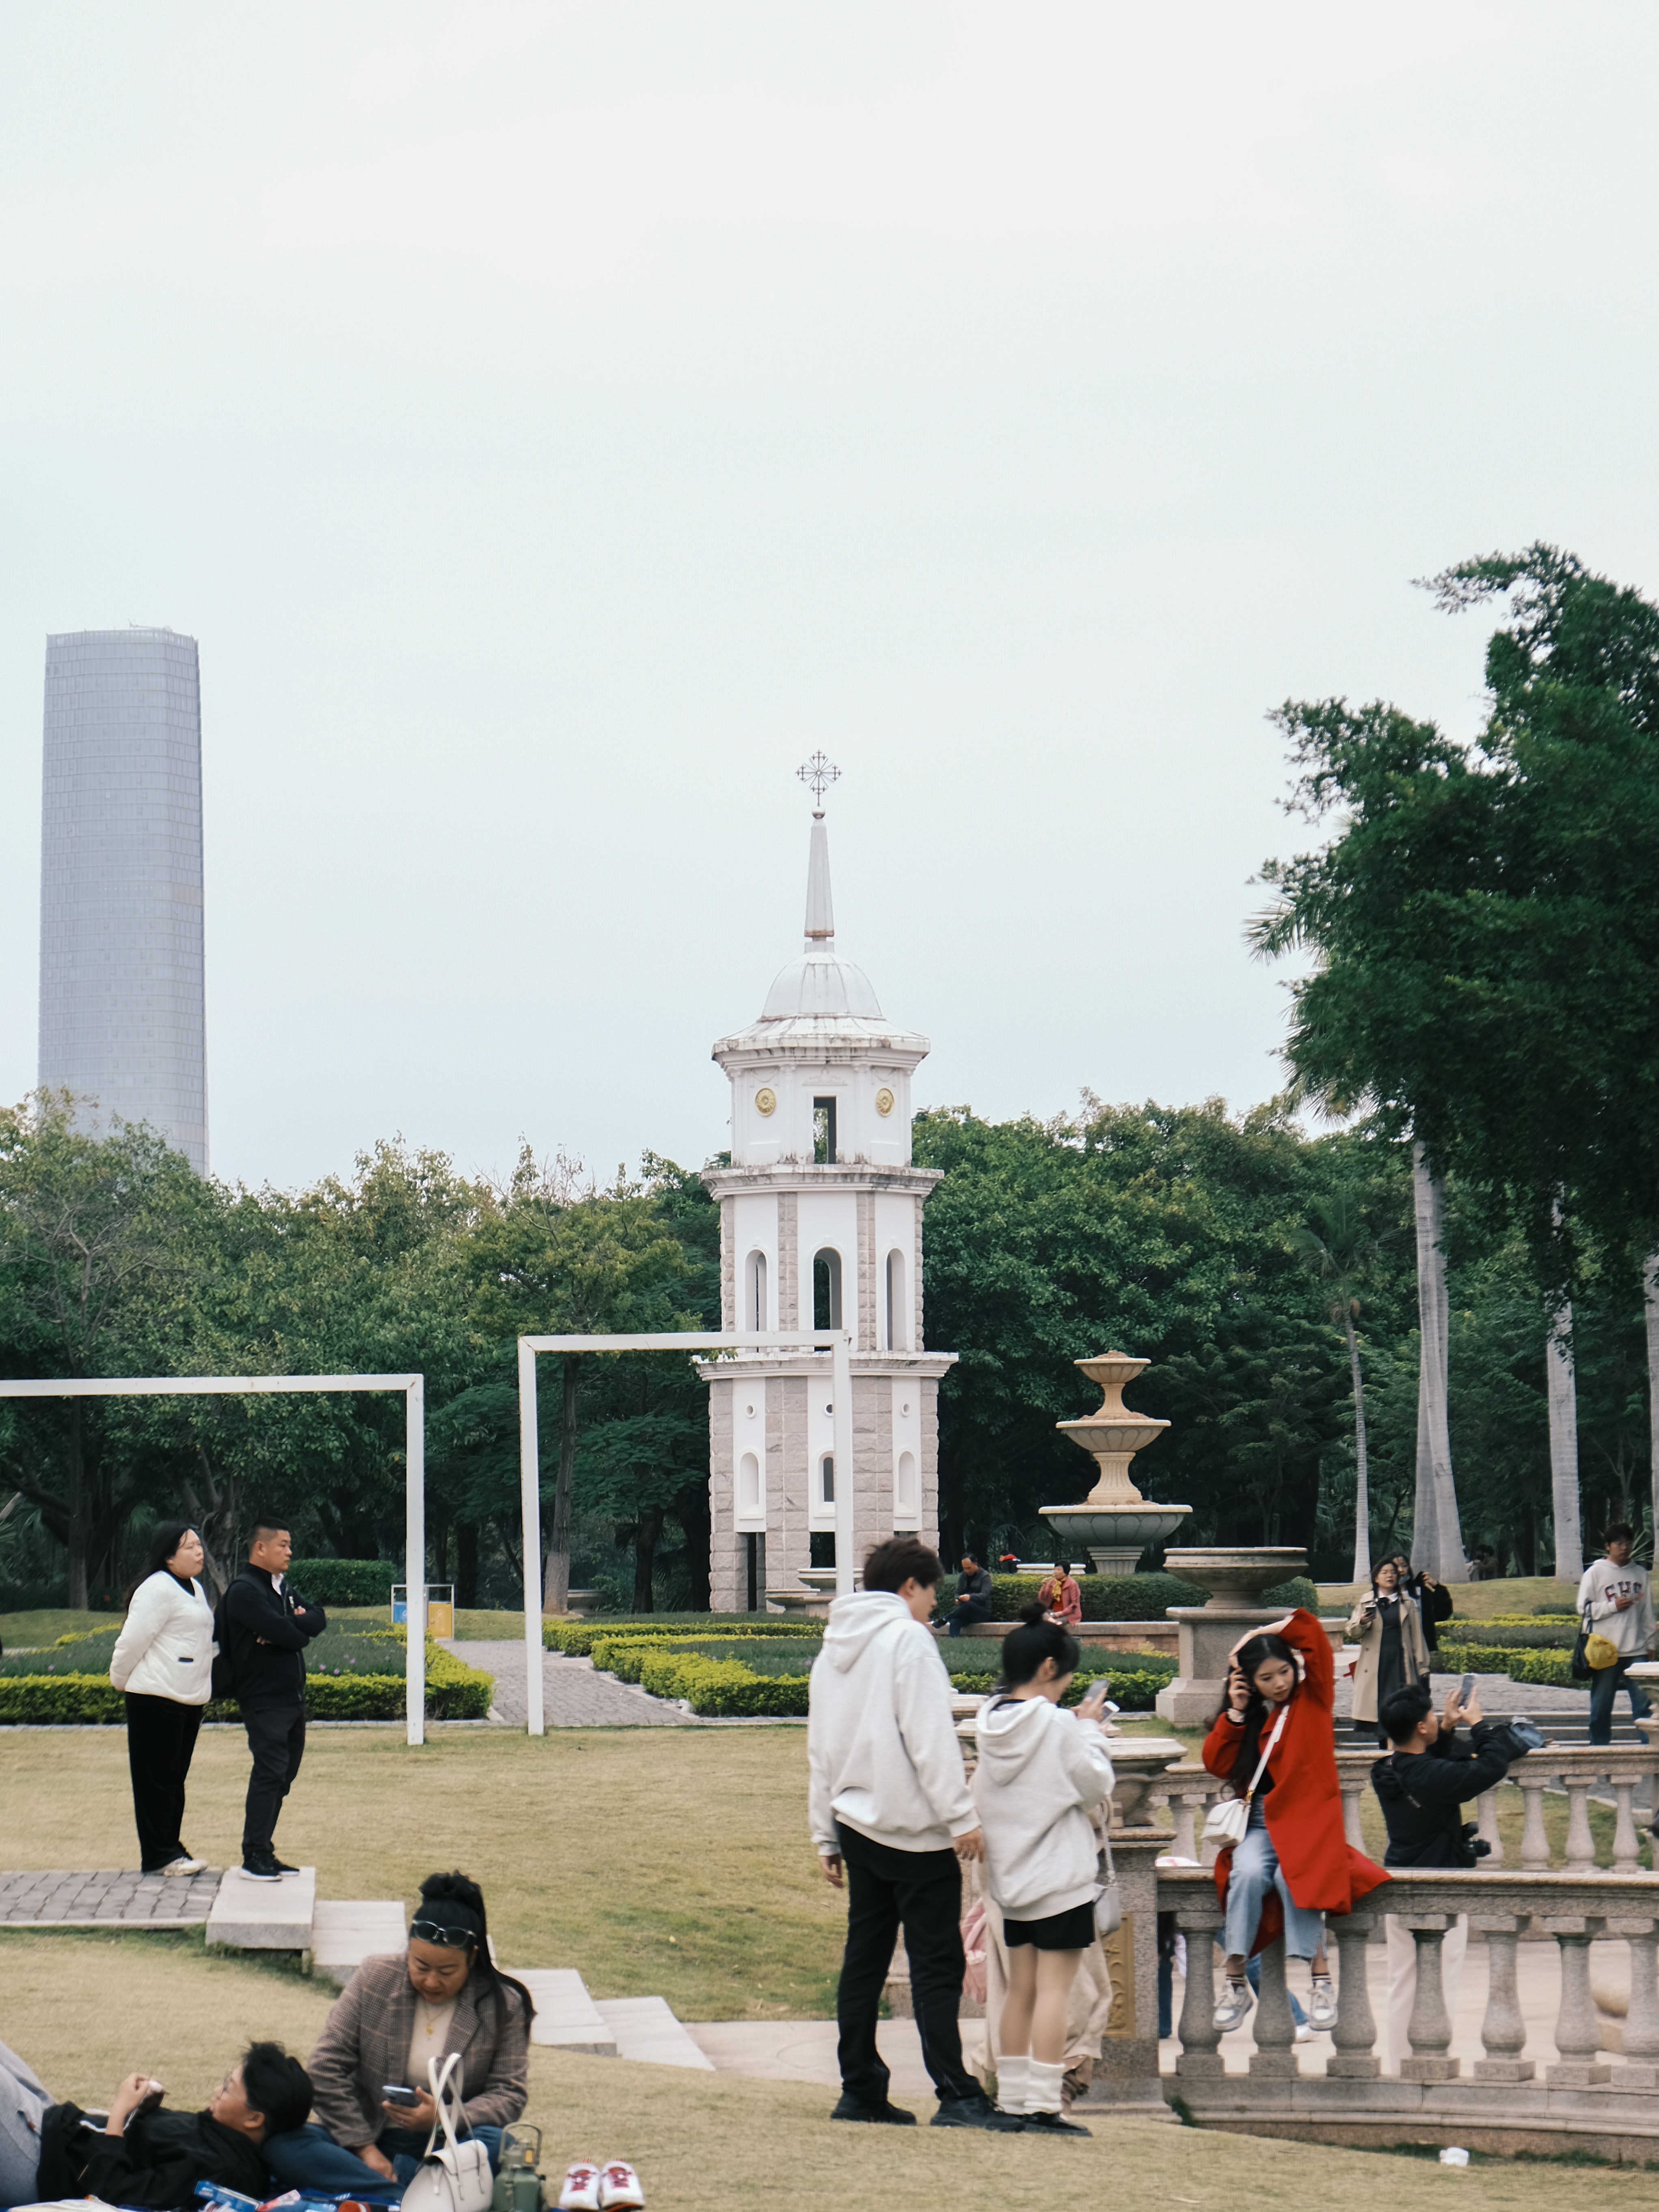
[1347,1558,1430,1742]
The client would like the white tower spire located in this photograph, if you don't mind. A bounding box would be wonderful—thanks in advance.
[804,811,834,946]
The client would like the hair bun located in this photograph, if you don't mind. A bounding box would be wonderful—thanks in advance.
[420,1870,484,1915]
[1017,1599,1048,1627]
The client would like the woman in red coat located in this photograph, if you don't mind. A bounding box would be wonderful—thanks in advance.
[1201,1607,1389,2034]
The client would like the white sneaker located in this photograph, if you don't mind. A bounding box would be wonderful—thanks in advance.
[1294,2022,1314,2044]
[1213,1978,1255,2032]
[557,2161,601,2212]
[161,1856,206,1876]
[1307,1973,1338,2030]
[597,2162,645,2210]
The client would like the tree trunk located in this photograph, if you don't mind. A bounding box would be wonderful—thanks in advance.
[542,1355,581,1616]
[1411,1143,1466,1580]
[181,1445,241,1603]
[1645,1254,1659,1559]
[1547,1300,1583,1581]
[456,1521,480,1609]
[1344,1307,1371,1584]
[633,1503,664,1612]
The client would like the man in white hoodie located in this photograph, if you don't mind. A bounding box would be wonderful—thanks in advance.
[1578,1521,1657,1747]
[808,1536,1013,2130]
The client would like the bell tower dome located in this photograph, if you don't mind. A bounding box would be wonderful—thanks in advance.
[697,765,956,1612]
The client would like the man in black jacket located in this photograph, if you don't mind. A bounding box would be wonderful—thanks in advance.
[30,2039,312,2209]
[1372,1682,1525,2068]
[222,1516,327,1880]
[945,1552,994,1637]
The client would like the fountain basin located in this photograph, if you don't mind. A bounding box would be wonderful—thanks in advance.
[1161,1547,1307,1610]
[1039,1502,1193,1578]
[1154,1545,1311,1724]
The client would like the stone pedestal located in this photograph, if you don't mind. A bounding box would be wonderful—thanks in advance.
[1156,1605,1285,1725]
[1075,1830,1176,2120]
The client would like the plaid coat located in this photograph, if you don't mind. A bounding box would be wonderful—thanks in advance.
[306,1953,531,2148]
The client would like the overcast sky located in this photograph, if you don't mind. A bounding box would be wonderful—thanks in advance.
[2,4,1656,1195]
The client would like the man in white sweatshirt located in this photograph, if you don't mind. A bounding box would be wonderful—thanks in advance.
[1578,1521,1656,1747]
[808,1535,1013,2130]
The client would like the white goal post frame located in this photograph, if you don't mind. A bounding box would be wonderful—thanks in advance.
[0,1374,432,1746]
[517,1330,853,1737]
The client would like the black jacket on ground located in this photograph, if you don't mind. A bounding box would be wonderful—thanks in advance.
[221,1564,327,1707]
[1371,1722,1516,1867]
[37,2101,270,2210]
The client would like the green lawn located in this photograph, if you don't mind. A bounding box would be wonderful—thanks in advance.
[1316,1577,1582,1621]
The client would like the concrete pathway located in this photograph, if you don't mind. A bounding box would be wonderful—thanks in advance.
[456,1642,699,1728]
[0,1867,221,1927]
[689,2018,932,2097]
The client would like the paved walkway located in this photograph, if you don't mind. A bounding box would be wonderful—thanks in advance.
[1336,1667,1596,1719]
[0,1867,222,1927]
[455,1642,698,1727]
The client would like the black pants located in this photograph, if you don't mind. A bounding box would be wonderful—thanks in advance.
[125,1693,202,1871]
[835,1820,978,2106]
[241,1702,306,1858]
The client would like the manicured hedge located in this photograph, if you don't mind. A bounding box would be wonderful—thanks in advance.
[1428,1620,1576,1650]
[1437,1642,1577,1689]
[544,1618,823,1657]
[286,1559,397,1605]
[0,1637,492,1722]
[985,1573,1320,1621]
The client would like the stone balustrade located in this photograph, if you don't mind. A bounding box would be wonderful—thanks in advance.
[1156,1865,1659,2156]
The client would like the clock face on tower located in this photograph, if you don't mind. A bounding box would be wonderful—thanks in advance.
[875,1086,895,1116]
[754,1087,777,1116]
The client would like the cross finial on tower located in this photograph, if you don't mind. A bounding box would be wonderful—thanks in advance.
[797,751,840,806]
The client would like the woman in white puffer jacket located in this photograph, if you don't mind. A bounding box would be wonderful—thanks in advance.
[972,1601,1115,2137]
[109,1522,216,1875]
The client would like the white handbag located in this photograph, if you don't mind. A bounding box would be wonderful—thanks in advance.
[1201,1702,1288,1851]
[397,2052,493,2212]
[1092,1827,1121,1936]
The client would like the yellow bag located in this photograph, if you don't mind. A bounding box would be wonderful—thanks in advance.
[1585,1631,1621,1671]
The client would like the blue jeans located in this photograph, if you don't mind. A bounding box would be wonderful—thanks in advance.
[266,2121,504,2193]
[1589,1657,1652,1746]
[1223,1824,1324,1962]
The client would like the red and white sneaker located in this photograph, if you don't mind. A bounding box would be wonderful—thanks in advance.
[597,2160,645,2210]
[557,2161,602,2212]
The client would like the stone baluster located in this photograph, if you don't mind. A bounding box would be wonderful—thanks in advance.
[1611,1778,1640,1871]
[1249,1938,1298,2077]
[1170,1791,1200,1863]
[1516,1769,1553,1871]
[1545,1917,1611,2086]
[1474,1789,1503,1864]
[1326,1910,1381,2079]
[1399,1919,1459,2080]
[1563,1776,1597,1874]
[1605,1915,1659,2090]
[1470,1914,1532,2081]
[1340,1777,1364,1852]
[1173,1902,1227,2080]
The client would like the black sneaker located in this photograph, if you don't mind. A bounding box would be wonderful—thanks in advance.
[269,1856,300,1875]
[1023,2110,1091,2137]
[829,2093,916,2124]
[931,2094,1024,2131]
[240,1855,282,1882]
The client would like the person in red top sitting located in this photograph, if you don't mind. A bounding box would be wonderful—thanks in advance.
[1037,1562,1082,1627]
[1201,1607,1389,2035]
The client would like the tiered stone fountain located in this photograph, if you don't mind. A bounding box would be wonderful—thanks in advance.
[1038,1352,1190,1575]
[1154,1547,1310,1725]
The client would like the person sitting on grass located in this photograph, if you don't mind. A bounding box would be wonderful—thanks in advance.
[266,1870,535,2193]
[17,2039,311,2210]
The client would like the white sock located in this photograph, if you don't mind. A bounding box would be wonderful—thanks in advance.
[994,2054,1029,2114]
[1026,2059,1067,2116]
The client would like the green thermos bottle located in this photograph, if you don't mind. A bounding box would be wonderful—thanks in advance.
[491,2124,545,2212]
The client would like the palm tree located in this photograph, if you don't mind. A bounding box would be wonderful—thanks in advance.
[1288,1189,1374,1584]
[1411,1144,1467,1583]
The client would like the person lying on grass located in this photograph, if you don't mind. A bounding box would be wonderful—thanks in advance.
[18,2039,312,2210]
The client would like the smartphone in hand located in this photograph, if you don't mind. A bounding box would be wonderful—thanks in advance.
[1458,1672,1475,1711]
[382,2085,420,2108]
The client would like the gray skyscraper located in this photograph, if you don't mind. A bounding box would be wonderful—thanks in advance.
[38,628,208,1171]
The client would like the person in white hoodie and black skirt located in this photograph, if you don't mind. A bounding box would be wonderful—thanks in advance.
[109,1521,217,1876]
[972,1602,1115,2136]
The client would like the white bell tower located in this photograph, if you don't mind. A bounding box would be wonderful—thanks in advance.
[698,759,956,1611]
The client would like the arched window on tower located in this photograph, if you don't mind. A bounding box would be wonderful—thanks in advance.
[885,1249,907,1351]
[813,1247,842,1332]
[820,1454,836,1504]
[739,1452,761,1516]
[895,1449,918,1521]
[745,1249,768,1333]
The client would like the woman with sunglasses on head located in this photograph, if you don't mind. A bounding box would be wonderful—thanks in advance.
[1201,1609,1389,2034]
[265,1871,536,2194]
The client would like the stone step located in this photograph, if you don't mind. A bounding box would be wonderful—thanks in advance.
[507,1968,618,2056]
[594,1996,715,2070]
[311,1899,408,1984]
[206,1864,317,1949]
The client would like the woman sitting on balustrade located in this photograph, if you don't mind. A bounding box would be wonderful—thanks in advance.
[1201,1607,1390,2035]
